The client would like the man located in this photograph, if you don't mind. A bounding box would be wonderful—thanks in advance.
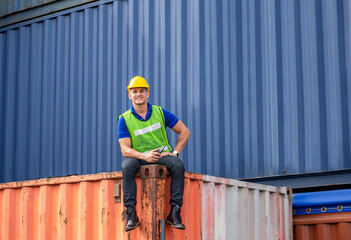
[118,76,190,232]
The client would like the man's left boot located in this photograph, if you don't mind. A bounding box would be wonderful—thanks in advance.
[166,205,185,230]
[125,207,141,232]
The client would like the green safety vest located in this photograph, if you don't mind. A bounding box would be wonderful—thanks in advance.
[119,105,173,153]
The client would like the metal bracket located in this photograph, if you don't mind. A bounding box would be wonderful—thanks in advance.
[140,165,167,179]
[114,181,121,203]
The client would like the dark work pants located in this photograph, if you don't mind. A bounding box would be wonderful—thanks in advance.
[122,155,185,209]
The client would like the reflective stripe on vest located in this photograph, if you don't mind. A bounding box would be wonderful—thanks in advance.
[134,122,161,136]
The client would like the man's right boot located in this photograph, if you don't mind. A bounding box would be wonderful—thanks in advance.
[166,205,185,230]
[125,207,141,232]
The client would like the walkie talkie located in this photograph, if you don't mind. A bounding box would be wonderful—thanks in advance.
[157,145,167,153]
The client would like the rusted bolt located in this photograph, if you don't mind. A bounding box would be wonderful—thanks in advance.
[321,206,326,213]
[306,208,311,214]
[337,205,343,211]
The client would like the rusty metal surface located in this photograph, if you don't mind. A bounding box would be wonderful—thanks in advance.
[141,172,165,239]
[294,212,351,240]
[0,171,292,239]
[140,165,167,179]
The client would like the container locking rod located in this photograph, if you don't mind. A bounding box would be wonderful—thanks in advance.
[159,219,165,240]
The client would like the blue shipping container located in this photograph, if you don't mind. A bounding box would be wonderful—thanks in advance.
[0,0,57,17]
[0,0,350,183]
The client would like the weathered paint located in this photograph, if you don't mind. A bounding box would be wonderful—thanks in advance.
[294,212,351,240]
[0,0,350,185]
[140,165,166,240]
[0,171,292,239]
[200,175,293,240]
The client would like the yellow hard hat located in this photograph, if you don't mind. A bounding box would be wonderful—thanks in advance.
[127,76,150,92]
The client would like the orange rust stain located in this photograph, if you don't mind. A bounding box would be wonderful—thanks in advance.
[0,171,291,239]
[140,176,165,240]
[0,172,123,190]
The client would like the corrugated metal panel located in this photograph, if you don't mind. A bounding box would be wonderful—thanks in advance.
[0,0,58,16]
[0,0,351,183]
[200,175,292,240]
[294,212,351,240]
[0,171,292,240]
[0,0,103,28]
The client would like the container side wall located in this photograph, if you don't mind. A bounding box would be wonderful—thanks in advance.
[164,175,203,239]
[294,212,351,240]
[0,178,126,240]
[0,172,292,240]
[201,177,292,240]
[0,0,350,183]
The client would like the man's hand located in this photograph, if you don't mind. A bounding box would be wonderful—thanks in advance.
[143,149,161,163]
[160,151,177,158]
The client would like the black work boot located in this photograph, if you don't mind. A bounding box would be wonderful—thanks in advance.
[125,207,141,232]
[166,205,185,230]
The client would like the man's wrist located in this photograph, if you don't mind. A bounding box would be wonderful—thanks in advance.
[172,150,179,157]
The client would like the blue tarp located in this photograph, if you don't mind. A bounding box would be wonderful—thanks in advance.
[293,189,351,215]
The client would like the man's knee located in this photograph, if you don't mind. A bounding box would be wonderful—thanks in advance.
[172,159,185,173]
[122,158,140,173]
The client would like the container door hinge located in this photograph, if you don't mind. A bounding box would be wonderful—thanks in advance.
[114,181,121,203]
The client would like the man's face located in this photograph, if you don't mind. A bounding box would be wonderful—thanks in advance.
[129,88,149,106]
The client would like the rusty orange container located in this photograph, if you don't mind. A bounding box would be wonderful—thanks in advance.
[0,171,292,239]
[294,212,351,240]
